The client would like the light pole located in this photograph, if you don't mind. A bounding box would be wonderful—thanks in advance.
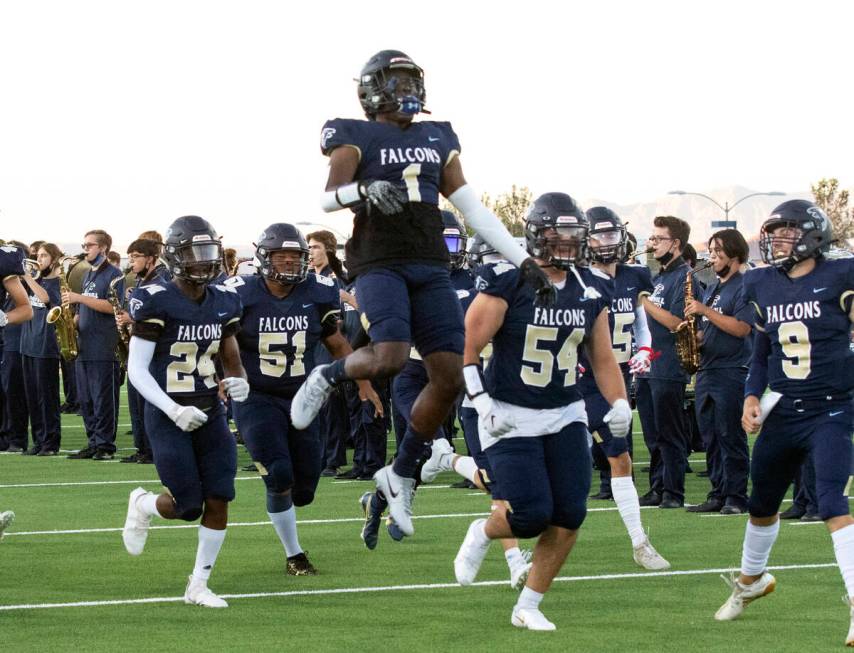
[668,190,785,231]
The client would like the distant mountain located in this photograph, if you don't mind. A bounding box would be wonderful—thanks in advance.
[582,185,811,248]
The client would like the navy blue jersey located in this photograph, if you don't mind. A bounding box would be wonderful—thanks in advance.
[578,263,654,395]
[77,258,123,361]
[225,273,340,397]
[20,277,61,359]
[0,246,25,308]
[640,258,699,382]
[321,118,461,276]
[699,272,753,370]
[743,258,854,399]
[479,263,610,409]
[129,281,242,399]
[311,267,345,366]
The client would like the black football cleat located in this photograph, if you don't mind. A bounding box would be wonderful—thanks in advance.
[286,551,317,576]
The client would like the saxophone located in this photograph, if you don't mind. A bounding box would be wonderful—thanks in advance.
[109,275,130,368]
[46,255,84,361]
[672,266,701,375]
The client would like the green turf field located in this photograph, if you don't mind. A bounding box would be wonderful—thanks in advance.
[0,391,849,652]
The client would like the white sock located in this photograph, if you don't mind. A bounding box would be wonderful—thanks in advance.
[612,476,645,548]
[740,520,780,577]
[473,519,490,545]
[516,586,543,610]
[831,524,854,597]
[192,526,226,582]
[452,456,479,484]
[504,546,523,569]
[268,507,302,558]
[139,492,162,519]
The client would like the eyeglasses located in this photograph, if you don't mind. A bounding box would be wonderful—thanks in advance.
[127,253,148,260]
[81,242,100,249]
[646,236,673,244]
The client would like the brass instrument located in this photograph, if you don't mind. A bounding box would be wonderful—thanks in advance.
[46,255,84,361]
[671,263,711,375]
[108,275,130,368]
[23,259,41,280]
[628,247,655,262]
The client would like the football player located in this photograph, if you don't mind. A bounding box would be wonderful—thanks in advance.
[454,193,631,630]
[226,223,380,576]
[715,201,854,648]
[121,216,249,608]
[290,50,556,537]
[0,242,32,327]
[579,207,669,570]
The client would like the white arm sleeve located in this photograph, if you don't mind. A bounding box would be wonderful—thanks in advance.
[319,182,363,213]
[446,184,528,268]
[633,303,652,349]
[127,336,179,418]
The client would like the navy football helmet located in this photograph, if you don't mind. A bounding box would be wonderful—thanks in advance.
[524,193,588,269]
[357,50,427,119]
[759,199,833,271]
[255,223,310,285]
[466,234,501,270]
[163,216,223,284]
[586,206,628,264]
[441,211,468,270]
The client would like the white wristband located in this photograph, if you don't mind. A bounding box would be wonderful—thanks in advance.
[463,364,486,398]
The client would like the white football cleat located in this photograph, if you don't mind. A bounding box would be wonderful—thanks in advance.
[454,518,491,585]
[420,438,454,483]
[122,487,153,556]
[374,466,415,536]
[511,606,556,631]
[0,511,15,541]
[290,365,333,430]
[184,575,228,608]
[509,550,533,590]
[632,538,671,571]
[714,571,776,621]
[844,595,854,647]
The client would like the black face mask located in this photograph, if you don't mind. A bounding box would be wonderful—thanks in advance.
[655,251,674,266]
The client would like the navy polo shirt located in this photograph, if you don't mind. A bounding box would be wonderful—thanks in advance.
[699,272,753,370]
[20,277,61,359]
[77,257,122,362]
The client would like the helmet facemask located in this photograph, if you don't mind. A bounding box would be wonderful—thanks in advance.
[259,246,309,286]
[528,222,588,270]
[444,228,468,270]
[759,220,804,271]
[361,64,426,118]
[167,241,223,284]
[588,226,627,264]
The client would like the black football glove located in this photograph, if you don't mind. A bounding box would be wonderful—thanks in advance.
[359,180,407,215]
[519,257,557,308]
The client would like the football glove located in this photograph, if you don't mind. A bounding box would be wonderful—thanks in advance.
[222,377,250,402]
[0,309,7,328]
[360,180,407,215]
[629,347,652,375]
[471,393,516,438]
[519,257,557,308]
[603,398,632,438]
[167,404,208,432]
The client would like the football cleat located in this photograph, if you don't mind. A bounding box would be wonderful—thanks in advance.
[122,487,153,556]
[714,571,776,621]
[0,511,15,541]
[286,551,318,576]
[386,516,406,542]
[632,538,671,571]
[290,365,334,430]
[844,595,854,647]
[420,438,454,484]
[509,550,533,590]
[359,492,384,550]
[373,466,415,536]
[454,518,491,586]
[511,606,556,631]
[184,575,228,608]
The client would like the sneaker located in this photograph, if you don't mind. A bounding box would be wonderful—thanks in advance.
[779,505,806,520]
[714,571,776,621]
[290,364,333,430]
[511,606,556,631]
[36,449,58,457]
[184,575,228,608]
[509,550,533,590]
[122,487,153,556]
[6,446,23,453]
[589,490,613,500]
[844,595,854,647]
[21,446,41,456]
[93,449,114,461]
[632,538,671,570]
[0,511,15,541]
[374,466,415,536]
[450,479,476,489]
[242,463,259,472]
[420,438,454,483]
[686,498,723,513]
[454,518,491,585]
[720,503,745,516]
[800,513,823,522]
[638,491,661,507]
[286,551,318,576]
[336,468,361,480]
[359,492,383,550]
[137,454,154,464]
[120,453,140,463]
[67,446,96,459]
[320,467,338,478]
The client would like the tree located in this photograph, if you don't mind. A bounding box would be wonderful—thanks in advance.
[811,177,854,242]
[440,184,533,237]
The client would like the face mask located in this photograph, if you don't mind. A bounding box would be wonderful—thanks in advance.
[655,251,674,266]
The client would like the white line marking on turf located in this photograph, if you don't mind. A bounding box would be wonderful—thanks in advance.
[0,562,837,611]
[0,477,263,489]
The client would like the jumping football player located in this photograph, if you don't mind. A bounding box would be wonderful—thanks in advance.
[579,207,670,570]
[226,223,380,576]
[122,215,249,608]
[454,193,631,630]
[714,201,854,648]
[290,50,556,537]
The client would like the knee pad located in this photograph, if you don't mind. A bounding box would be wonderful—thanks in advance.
[263,458,294,494]
[176,503,203,522]
[291,489,315,507]
[551,502,587,532]
[507,509,550,539]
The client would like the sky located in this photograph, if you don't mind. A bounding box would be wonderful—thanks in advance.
[1,0,852,251]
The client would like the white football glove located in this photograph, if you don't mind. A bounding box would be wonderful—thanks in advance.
[0,309,7,328]
[603,398,632,438]
[628,347,652,375]
[471,393,516,438]
[222,377,250,402]
[167,404,208,432]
